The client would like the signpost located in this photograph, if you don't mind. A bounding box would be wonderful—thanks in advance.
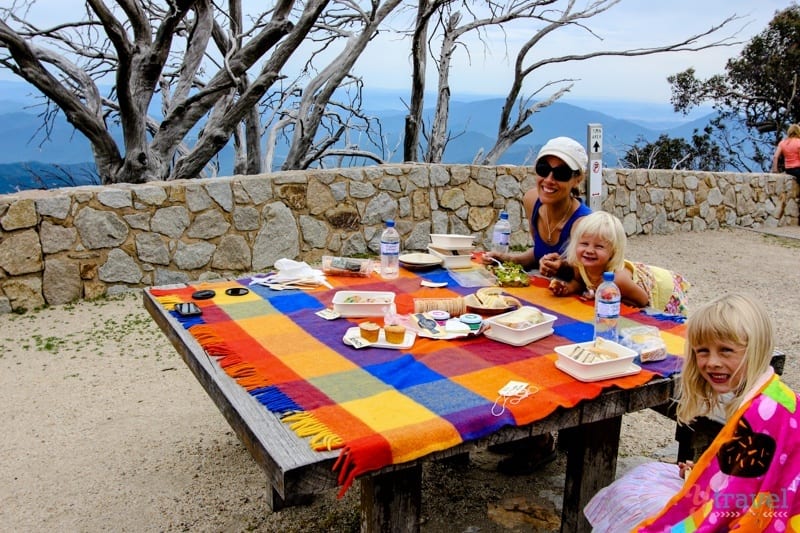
[587,124,603,211]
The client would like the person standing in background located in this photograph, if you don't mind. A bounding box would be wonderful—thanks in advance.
[771,123,800,183]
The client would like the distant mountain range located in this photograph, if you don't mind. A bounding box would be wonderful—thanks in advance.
[0,80,717,194]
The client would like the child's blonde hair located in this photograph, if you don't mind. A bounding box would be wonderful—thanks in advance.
[563,211,627,281]
[676,293,774,424]
[787,123,800,138]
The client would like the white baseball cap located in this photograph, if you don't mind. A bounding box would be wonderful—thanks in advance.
[536,136,588,171]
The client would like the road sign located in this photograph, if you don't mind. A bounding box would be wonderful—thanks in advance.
[587,124,603,210]
[589,125,603,154]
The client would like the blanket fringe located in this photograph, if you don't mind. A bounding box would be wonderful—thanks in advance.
[189,325,228,350]
[333,447,363,498]
[331,438,395,498]
[282,412,344,451]
[309,432,344,451]
[151,294,185,308]
[189,325,240,362]
[251,386,300,414]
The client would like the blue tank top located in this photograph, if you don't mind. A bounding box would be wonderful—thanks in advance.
[531,198,591,262]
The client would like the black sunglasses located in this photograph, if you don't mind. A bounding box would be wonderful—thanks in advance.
[535,161,578,182]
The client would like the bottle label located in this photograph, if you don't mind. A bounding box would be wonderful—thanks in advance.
[492,230,510,246]
[381,241,400,255]
[596,300,620,318]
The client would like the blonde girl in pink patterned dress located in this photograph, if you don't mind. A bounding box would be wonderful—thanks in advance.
[585,293,799,532]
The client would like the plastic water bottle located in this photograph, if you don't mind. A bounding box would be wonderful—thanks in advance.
[491,211,511,254]
[380,219,400,280]
[594,271,621,343]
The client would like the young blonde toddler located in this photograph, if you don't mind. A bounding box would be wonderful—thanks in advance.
[548,211,690,316]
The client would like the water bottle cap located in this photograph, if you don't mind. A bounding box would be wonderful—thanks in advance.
[386,219,395,227]
[603,271,615,281]
[500,211,508,219]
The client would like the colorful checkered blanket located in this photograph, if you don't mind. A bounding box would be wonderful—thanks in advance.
[149,267,686,495]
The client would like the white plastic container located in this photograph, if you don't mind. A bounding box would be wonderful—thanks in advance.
[484,307,557,345]
[554,340,639,381]
[429,234,476,249]
[426,246,474,269]
[620,326,668,362]
[332,291,396,317]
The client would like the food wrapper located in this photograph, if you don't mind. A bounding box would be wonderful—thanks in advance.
[620,326,668,362]
[322,256,374,277]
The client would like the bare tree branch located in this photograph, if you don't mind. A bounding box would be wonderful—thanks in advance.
[280,0,403,170]
[0,0,400,184]
[481,6,743,164]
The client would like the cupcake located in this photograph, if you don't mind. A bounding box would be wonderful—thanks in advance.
[384,324,406,344]
[359,321,380,342]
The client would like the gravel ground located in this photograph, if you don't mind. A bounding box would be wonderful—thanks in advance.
[1,226,798,532]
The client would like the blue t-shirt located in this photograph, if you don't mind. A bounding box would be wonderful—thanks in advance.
[531,198,592,263]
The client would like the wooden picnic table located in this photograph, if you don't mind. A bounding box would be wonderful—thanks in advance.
[143,270,690,533]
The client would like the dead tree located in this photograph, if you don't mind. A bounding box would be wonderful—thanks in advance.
[406,0,742,165]
[403,0,449,162]
[0,0,399,183]
[279,0,403,170]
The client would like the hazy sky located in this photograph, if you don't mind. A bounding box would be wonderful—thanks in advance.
[351,0,794,104]
[5,1,794,106]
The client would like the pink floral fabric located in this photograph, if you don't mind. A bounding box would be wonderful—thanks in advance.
[636,375,800,532]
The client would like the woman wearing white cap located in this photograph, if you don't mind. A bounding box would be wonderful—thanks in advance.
[484,136,592,279]
[483,136,592,475]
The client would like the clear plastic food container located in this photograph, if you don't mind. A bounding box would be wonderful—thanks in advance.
[321,256,374,277]
[332,291,396,317]
[619,326,668,362]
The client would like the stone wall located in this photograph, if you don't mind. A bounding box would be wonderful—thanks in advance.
[0,164,797,312]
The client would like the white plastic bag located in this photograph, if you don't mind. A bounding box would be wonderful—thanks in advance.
[250,259,331,289]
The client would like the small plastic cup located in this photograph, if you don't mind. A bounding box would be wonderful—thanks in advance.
[429,310,451,325]
[459,313,483,331]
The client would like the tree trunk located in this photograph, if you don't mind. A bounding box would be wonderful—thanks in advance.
[403,0,439,163]
[425,12,460,163]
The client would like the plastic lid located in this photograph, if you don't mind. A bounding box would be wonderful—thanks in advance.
[500,211,508,219]
[459,313,482,324]
[386,219,395,227]
[603,271,615,281]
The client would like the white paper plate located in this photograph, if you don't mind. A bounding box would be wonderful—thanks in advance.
[399,253,443,266]
[343,327,415,350]
[399,253,443,271]
[554,360,642,382]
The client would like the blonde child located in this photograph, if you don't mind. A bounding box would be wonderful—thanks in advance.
[584,293,799,532]
[549,211,690,317]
